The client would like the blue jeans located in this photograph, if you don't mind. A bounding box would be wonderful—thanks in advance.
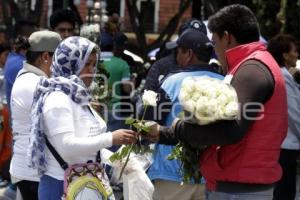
[38,175,63,200]
[206,188,273,200]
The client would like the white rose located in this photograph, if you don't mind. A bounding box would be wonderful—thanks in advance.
[224,101,239,119]
[182,99,196,113]
[181,77,196,94]
[142,90,158,107]
[179,91,191,104]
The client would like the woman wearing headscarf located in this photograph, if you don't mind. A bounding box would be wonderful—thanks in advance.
[28,36,136,199]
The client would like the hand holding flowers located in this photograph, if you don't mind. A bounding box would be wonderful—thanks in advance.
[109,90,158,179]
[168,75,239,183]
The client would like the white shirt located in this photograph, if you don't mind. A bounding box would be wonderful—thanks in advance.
[10,62,47,182]
[43,91,112,180]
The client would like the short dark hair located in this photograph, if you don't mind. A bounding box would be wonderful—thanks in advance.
[50,9,76,29]
[26,51,54,65]
[267,34,298,67]
[14,36,30,53]
[26,51,43,64]
[179,46,213,63]
[208,4,260,44]
[14,20,36,38]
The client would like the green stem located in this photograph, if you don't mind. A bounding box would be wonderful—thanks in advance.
[141,105,148,123]
[118,144,134,180]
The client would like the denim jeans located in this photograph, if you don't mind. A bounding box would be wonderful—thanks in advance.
[206,188,274,200]
[38,175,64,200]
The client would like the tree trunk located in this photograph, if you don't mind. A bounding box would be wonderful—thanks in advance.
[126,0,192,60]
[1,0,22,37]
[29,0,44,26]
[192,0,201,19]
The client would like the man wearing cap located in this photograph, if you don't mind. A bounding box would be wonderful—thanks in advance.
[9,30,61,200]
[144,19,208,92]
[146,5,287,200]
[144,28,223,200]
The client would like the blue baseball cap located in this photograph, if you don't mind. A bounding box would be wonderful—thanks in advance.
[166,19,207,49]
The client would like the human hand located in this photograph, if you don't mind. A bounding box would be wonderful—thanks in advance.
[112,129,137,145]
[143,121,160,143]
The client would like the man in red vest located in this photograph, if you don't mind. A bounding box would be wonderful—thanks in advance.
[146,4,287,200]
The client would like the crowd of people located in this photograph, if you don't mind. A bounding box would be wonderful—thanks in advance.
[0,3,299,200]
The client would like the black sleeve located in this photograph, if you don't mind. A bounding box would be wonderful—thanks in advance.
[159,60,275,147]
[144,62,160,92]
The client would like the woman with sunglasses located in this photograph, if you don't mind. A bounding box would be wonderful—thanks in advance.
[28,36,137,200]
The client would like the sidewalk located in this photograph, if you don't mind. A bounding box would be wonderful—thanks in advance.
[0,187,14,200]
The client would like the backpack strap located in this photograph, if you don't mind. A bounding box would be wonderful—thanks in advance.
[45,136,69,170]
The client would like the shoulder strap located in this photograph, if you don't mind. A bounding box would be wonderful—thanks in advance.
[16,71,30,79]
[45,136,69,170]
[87,105,102,164]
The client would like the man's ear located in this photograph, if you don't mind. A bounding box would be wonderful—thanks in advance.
[40,51,50,63]
[225,31,238,48]
[187,49,194,62]
[283,52,289,62]
[223,31,230,45]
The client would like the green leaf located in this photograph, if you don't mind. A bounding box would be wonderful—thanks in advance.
[133,122,143,131]
[125,118,136,125]
[177,111,185,119]
[109,152,120,162]
[142,126,151,133]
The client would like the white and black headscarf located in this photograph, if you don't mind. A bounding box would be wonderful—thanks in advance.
[28,36,97,175]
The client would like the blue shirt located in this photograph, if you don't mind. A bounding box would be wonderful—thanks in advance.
[4,52,26,110]
[147,65,224,183]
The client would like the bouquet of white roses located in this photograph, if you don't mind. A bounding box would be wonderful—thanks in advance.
[168,75,239,183]
[179,75,239,124]
[109,90,158,180]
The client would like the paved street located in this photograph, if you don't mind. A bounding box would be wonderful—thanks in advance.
[0,183,206,200]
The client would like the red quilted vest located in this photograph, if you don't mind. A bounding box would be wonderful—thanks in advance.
[200,42,288,191]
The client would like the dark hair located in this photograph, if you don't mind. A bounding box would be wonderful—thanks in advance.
[267,34,298,67]
[0,43,11,54]
[14,36,30,53]
[14,20,36,37]
[50,9,76,29]
[26,51,43,64]
[208,4,260,44]
[179,45,213,63]
[26,51,54,65]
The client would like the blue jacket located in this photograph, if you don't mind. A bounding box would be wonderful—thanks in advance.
[146,64,223,183]
[4,52,26,110]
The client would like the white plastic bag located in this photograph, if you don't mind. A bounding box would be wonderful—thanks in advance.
[101,148,154,200]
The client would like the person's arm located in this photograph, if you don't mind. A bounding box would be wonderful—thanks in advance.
[158,60,275,147]
[121,62,133,94]
[43,92,136,159]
